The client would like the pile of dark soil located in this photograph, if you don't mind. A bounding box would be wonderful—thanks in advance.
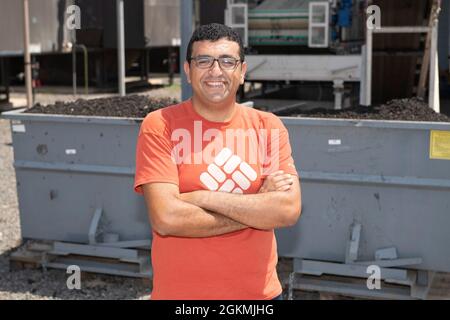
[292,98,450,122]
[25,95,178,118]
[24,95,449,123]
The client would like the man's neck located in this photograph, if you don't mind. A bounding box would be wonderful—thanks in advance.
[191,96,238,123]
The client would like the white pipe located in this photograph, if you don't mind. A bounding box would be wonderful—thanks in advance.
[23,0,32,108]
[117,0,126,96]
[180,0,193,101]
[365,28,373,106]
[430,20,440,113]
[373,26,430,34]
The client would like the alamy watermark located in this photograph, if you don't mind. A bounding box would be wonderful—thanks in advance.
[66,265,81,290]
[170,121,282,175]
[366,265,381,290]
[64,4,383,33]
[66,5,81,30]
[366,5,381,30]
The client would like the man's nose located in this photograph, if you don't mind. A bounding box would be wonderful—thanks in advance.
[208,60,223,76]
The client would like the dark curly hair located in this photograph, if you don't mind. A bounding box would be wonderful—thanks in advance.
[186,23,245,63]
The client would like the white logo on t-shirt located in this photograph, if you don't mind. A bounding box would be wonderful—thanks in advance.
[200,148,257,193]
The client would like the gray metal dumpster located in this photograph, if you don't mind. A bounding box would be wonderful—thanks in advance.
[2,109,150,243]
[2,108,152,278]
[276,117,450,299]
[3,108,450,294]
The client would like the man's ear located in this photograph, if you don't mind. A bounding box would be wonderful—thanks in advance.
[183,61,191,84]
[240,61,247,85]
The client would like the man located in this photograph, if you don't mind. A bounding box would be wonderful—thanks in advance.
[134,23,301,300]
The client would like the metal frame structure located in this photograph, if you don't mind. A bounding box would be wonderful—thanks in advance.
[225,1,249,47]
[245,54,362,110]
[308,1,330,48]
[117,0,126,96]
[221,0,362,110]
[22,0,32,108]
[363,4,441,112]
[42,208,152,278]
[180,0,193,101]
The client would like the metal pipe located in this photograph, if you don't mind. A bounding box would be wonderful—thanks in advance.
[365,28,372,106]
[23,0,32,108]
[72,42,77,96]
[180,0,193,101]
[72,22,77,96]
[333,80,344,110]
[78,44,89,95]
[359,45,367,106]
[117,0,126,96]
[430,17,440,113]
[372,26,431,34]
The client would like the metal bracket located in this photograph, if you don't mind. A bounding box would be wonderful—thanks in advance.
[331,65,358,75]
[345,222,361,263]
[288,221,430,299]
[333,79,345,110]
[88,207,103,245]
[246,58,268,77]
[46,241,152,278]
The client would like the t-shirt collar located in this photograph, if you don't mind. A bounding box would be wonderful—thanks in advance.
[185,98,241,128]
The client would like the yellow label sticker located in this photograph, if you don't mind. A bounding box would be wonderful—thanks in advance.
[430,130,450,160]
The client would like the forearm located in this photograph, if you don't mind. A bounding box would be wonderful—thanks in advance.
[153,198,248,238]
[180,190,298,230]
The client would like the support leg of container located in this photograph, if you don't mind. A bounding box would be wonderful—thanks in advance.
[411,270,435,299]
[333,80,344,110]
[345,222,362,264]
[88,207,103,245]
[288,272,296,300]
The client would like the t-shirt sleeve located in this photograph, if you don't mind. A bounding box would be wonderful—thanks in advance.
[262,114,299,177]
[133,114,179,195]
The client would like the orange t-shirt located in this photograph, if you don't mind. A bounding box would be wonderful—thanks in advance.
[134,99,298,300]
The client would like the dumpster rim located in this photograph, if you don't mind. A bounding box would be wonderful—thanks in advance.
[2,108,450,130]
[1,108,143,126]
[280,116,450,130]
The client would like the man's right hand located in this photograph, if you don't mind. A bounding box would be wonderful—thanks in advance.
[259,170,294,193]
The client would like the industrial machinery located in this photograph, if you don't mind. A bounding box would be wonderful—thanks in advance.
[219,0,447,111]
[0,0,181,90]
[221,0,366,110]
[226,0,364,50]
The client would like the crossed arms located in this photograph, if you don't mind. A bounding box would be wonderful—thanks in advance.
[142,171,302,238]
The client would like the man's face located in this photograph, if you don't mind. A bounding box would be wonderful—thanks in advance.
[184,38,247,104]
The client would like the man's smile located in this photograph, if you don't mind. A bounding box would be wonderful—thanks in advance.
[203,80,228,89]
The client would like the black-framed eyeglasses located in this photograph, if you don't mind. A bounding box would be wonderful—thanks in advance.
[189,55,242,70]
